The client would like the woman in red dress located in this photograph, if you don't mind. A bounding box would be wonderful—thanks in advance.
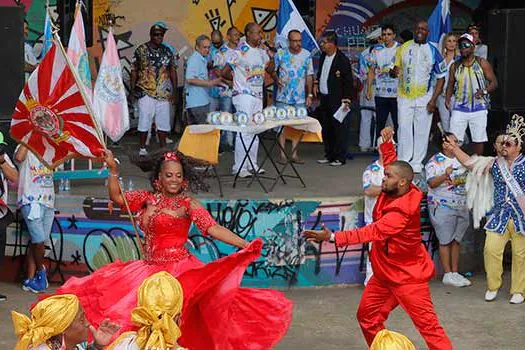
[56,150,293,349]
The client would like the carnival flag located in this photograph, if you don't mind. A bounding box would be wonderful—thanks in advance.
[10,40,104,169]
[275,0,319,53]
[67,2,92,99]
[39,8,53,59]
[428,0,452,49]
[94,29,130,142]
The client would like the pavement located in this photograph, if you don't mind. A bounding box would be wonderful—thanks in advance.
[1,275,524,349]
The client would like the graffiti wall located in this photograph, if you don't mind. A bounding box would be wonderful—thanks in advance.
[0,195,376,288]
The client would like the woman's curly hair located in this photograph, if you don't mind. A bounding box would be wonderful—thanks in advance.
[150,150,210,193]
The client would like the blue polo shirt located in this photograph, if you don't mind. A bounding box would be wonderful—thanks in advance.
[185,51,210,109]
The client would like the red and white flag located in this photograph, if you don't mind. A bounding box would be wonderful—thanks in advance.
[94,29,129,142]
[67,2,92,99]
[10,41,104,169]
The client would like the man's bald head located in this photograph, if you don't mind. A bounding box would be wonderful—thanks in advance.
[390,161,414,183]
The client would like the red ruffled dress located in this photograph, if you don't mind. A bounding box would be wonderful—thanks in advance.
[56,190,293,349]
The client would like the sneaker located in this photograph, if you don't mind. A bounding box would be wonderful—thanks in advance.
[36,268,49,290]
[330,160,344,167]
[166,137,174,144]
[0,294,6,301]
[237,170,252,178]
[22,277,46,293]
[138,148,148,156]
[317,159,330,164]
[485,289,498,302]
[453,272,472,287]
[250,168,266,174]
[510,293,525,304]
[442,272,460,287]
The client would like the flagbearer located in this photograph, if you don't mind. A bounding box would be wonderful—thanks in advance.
[130,21,177,156]
[15,145,55,294]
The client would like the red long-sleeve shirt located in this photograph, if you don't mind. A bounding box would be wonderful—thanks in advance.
[334,141,435,285]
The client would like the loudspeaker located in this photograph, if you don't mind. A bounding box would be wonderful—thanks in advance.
[487,8,525,112]
[58,0,93,47]
[0,6,24,118]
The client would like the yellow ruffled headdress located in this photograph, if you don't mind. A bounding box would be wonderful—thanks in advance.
[11,294,80,350]
[132,271,184,350]
[370,329,416,350]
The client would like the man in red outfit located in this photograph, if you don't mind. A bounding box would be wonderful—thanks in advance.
[304,127,452,350]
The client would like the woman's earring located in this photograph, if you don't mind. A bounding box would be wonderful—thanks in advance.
[154,179,162,192]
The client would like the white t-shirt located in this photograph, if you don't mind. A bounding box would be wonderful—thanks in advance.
[362,160,384,224]
[369,42,399,98]
[24,42,38,82]
[425,152,467,210]
[0,155,15,218]
[226,42,269,99]
[319,53,336,95]
[16,146,55,209]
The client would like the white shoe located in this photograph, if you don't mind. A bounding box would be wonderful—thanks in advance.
[442,273,464,287]
[485,289,498,302]
[166,137,174,144]
[317,159,330,164]
[250,168,266,174]
[453,272,472,287]
[237,170,252,178]
[330,160,344,167]
[510,293,525,304]
[138,148,148,156]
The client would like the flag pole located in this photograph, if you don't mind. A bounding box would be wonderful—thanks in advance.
[54,31,145,252]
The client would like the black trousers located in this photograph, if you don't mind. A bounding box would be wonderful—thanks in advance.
[320,94,349,163]
[0,210,14,266]
[374,96,398,140]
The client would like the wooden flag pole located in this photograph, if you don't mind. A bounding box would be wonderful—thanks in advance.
[53,31,145,253]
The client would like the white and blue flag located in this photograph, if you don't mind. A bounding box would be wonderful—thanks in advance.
[428,0,452,49]
[39,8,53,59]
[275,0,319,53]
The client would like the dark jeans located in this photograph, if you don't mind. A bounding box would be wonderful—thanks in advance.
[187,104,210,125]
[320,94,350,163]
[375,96,398,140]
[0,210,14,266]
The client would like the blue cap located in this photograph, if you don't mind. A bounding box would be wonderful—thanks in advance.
[152,21,168,31]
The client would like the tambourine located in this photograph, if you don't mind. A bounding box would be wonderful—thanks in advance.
[253,111,266,125]
[296,106,308,119]
[286,105,296,119]
[220,111,234,125]
[276,107,288,120]
[235,111,249,126]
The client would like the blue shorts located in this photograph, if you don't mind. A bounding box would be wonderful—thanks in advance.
[20,204,55,244]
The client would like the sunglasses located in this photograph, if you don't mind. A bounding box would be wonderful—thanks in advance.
[152,32,165,37]
[459,41,473,49]
[499,141,516,148]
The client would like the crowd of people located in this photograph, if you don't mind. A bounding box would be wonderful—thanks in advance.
[11,15,525,350]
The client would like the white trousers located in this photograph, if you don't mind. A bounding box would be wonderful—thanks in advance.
[397,97,433,173]
[359,107,375,149]
[232,95,262,172]
[437,95,451,132]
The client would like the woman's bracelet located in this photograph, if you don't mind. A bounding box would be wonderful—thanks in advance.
[109,172,119,178]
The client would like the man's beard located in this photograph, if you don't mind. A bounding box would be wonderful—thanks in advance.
[382,187,399,196]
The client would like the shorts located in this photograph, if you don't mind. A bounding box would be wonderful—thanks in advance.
[429,205,470,245]
[187,104,210,125]
[137,95,171,132]
[449,109,488,143]
[20,204,55,244]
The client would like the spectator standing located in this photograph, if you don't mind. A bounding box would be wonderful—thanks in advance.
[367,24,399,141]
[437,33,458,132]
[468,24,488,59]
[185,35,222,125]
[392,21,447,173]
[446,33,498,155]
[15,145,55,293]
[130,22,177,156]
[222,23,275,178]
[24,20,38,82]
[426,133,471,288]
[315,31,354,167]
[273,30,314,164]
[0,139,18,302]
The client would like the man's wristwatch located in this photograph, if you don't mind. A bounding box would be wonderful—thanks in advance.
[307,94,314,98]
[329,232,335,243]
[482,89,488,96]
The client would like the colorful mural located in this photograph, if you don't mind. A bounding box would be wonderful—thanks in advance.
[0,195,373,288]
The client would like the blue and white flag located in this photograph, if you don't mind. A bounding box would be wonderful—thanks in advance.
[275,0,319,53]
[428,0,452,49]
[39,8,53,59]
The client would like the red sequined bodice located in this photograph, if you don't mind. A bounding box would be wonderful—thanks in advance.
[124,190,217,263]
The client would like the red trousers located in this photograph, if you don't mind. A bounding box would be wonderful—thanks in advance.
[357,276,452,350]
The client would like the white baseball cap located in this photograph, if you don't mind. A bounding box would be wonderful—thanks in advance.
[459,33,474,44]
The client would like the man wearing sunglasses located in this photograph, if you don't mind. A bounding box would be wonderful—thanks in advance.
[444,116,525,304]
[130,22,178,156]
[445,33,498,156]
